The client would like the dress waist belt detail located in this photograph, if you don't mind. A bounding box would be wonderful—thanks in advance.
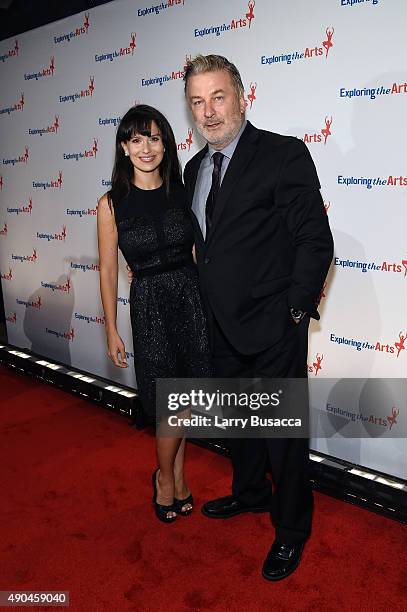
[133,258,194,278]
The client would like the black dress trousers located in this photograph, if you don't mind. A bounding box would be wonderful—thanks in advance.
[209,310,313,545]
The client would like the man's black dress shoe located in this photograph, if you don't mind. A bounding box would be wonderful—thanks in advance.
[262,540,305,581]
[201,495,270,519]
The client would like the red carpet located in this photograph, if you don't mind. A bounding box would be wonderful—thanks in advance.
[1,365,406,612]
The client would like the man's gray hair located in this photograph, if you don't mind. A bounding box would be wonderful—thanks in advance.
[184,54,244,99]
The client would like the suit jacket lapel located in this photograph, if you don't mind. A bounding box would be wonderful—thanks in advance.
[206,122,259,250]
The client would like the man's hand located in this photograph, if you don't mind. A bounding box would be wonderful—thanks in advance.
[192,244,197,264]
[106,330,128,368]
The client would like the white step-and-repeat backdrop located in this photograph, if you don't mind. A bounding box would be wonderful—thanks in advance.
[0,0,406,479]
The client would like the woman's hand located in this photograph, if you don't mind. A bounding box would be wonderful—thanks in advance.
[192,244,197,264]
[127,264,134,284]
[106,329,128,368]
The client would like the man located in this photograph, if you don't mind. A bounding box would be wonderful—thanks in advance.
[183,54,333,581]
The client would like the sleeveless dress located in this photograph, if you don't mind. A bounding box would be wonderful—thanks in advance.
[114,181,212,418]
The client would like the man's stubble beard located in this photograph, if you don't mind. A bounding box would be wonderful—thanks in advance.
[196,110,245,149]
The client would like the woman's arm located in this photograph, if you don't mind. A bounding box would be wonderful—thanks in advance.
[97,195,127,368]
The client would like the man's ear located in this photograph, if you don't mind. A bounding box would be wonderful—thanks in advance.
[239,94,246,114]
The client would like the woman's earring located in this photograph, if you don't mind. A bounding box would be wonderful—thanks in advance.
[124,151,129,156]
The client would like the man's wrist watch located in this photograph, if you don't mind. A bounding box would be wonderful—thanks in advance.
[290,307,306,324]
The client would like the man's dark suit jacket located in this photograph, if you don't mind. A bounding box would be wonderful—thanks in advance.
[183,121,334,355]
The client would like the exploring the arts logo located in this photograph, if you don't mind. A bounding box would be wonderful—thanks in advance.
[330,329,407,358]
[7,197,33,216]
[70,260,100,273]
[95,33,136,63]
[46,326,75,341]
[24,56,55,81]
[37,225,67,242]
[195,1,255,38]
[33,171,62,190]
[41,277,71,293]
[3,146,29,166]
[141,54,190,88]
[0,93,24,116]
[16,296,42,310]
[59,76,95,104]
[54,13,90,44]
[11,248,38,263]
[74,312,105,325]
[63,139,98,162]
[0,39,19,63]
[137,0,185,18]
[28,115,60,136]
[334,256,407,277]
[261,26,334,66]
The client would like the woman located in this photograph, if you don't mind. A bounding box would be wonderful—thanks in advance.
[97,105,212,523]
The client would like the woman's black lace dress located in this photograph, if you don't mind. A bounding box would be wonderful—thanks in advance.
[114,181,212,418]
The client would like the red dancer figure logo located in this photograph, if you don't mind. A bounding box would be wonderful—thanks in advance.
[324,200,330,213]
[32,248,38,261]
[65,277,71,293]
[14,39,19,55]
[28,197,33,213]
[61,225,67,241]
[67,327,75,341]
[184,53,192,72]
[313,353,323,376]
[23,146,29,163]
[89,76,95,97]
[3,268,12,280]
[395,331,406,358]
[246,0,255,28]
[58,171,63,188]
[53,115,59,133]
[387,407,399,431]
[321,116,332,145]
[402,258,407,277]
[34,296,42,309]
[19,93,24,110]
[130,33,136,55]
[92,139,98,157]
[247,82,257,109]
[84,13,90,33]
[318,281,327,303]
[0,176,3,190]
[50,56,55,75]
[8,313,17,324]
[186,128,193,151]
[322,27,334,58]
[0,223,7,236]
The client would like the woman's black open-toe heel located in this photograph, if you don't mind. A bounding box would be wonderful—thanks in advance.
[152,469,177,523]
[174,493,194,516]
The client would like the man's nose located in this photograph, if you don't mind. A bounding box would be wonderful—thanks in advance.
[203,101,215,117]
